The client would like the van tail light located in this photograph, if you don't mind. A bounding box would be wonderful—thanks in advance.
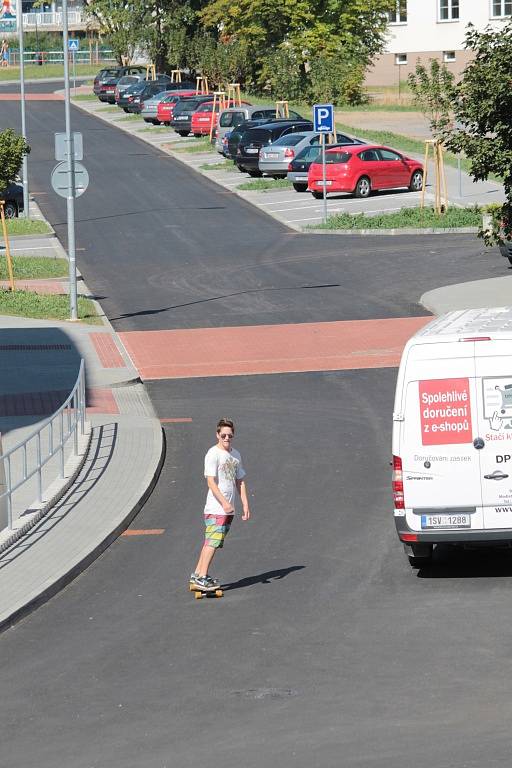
[400,533,418,542]
[392,455,405,509]
[284,148,295,158]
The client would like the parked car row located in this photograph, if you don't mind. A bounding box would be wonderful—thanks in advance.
[92,68,425,201]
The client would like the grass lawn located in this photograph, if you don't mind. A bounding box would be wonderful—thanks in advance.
[0,256,68,281]
[98,106,120,113]
[172,140,215,153]
[0,290,101,323]
[137,126,173,133]
[312,206,483,230]
[199,161,237,171]
[72,93,97,101]
[115,114,143,122]
[0,63,99,81]
[4,218,52,236]
[238,178,292,191]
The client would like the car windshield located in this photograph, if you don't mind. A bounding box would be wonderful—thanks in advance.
[125,83,145,94]
[242,128,272,144]
[272,134,307,147]
[100,69,118,79]
[118,76,139,85]
[295,146,321,162]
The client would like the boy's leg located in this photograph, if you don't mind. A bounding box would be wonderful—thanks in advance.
[195,543,216,578]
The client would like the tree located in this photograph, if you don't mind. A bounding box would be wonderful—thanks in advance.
[0,129,30,191]
[440,21,512,244]
[199,0,395,98]
[407,58,455,133]
[84,0,144,64]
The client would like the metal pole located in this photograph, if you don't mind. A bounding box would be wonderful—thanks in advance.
[73,50,76,95]
[62,0,78,321]
[17,0,29,218]
[457,156,462,198]
[322,133,327,225]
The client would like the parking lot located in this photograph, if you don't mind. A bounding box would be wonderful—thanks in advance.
[73,92,505,232]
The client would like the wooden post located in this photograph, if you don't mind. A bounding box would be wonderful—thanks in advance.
[171,69,182,83]
[275,100,289,118]
[420,140,430,210]
[0,201,15,292]
[145,63,156,81]
[226,83,241,107]
[196,76,208,95]
[209,91,226,140]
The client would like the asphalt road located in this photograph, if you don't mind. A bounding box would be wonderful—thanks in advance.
[1,82,511,768]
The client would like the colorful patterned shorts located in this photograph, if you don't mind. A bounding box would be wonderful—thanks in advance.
[204,514,233,548]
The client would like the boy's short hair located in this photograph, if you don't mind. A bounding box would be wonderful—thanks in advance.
[217,418,235,433]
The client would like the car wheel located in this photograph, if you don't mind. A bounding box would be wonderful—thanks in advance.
[312,191,323,200]
[354,176,371,198]
[123,108,129,113]
[177,130,189,137]
[247,170,263,178]
[409,169,423,192]
[293,183,308,193]
[164,122,170,126]
[405,543,433,568]
[3,201,18,218]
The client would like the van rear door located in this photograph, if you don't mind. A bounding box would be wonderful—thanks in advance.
[399,341,483,532]
[473,342,512,529]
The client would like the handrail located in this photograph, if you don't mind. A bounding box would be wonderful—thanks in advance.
[0,359,86,531]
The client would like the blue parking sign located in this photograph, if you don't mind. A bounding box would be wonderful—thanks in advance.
[313,104,334,133]
[68,39,80,52]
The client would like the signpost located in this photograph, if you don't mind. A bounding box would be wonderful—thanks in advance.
[68,38,79,94]
[313,104,334,224]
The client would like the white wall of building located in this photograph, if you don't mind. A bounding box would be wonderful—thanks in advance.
[386,0,510,53]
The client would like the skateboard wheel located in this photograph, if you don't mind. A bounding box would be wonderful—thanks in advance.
[194,591,203,599]
[215,590,223,597]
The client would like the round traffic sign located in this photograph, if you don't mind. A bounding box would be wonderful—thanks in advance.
[51,160,89,199]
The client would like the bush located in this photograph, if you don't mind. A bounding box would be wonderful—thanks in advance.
[308,54,367,105]
[0,129,30,190]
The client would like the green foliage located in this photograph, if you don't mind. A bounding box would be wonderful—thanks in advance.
[84,0,144,64]
[440,21,512,244]
[407,58,455,132]
[260,46,304,101]
[313,206,483,231]
[0,129,30,191]
[308,54,367,106]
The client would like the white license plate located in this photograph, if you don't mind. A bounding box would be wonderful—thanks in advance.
[317,180,332,186]
[246,148,259,154]
[106,88,114,93]
[198,117,210,122]
[265,153,279,159]
[177,116,188,120]
[294,175,307,181]
[421,514,471,529]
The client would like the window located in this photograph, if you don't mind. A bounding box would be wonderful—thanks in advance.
[359,150,380,162]
[387,0,407,22]
[325,151,351,164]
[379,149,402,161]
[443,50,456,62]
[395,53,408,65]
[492,0,512,16]
[439,0,459,20]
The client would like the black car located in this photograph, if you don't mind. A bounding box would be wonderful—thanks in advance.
[96,66,147,102]
[170,95,216,136]
[286,137,366,192]
[235,120,314,176]
[0,182,23,218]
[227,113,305,160]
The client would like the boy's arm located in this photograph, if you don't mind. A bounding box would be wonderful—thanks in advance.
[207,476,234,513]
[236,478,251,520]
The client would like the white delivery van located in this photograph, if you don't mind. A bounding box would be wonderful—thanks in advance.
[393,307,512,567]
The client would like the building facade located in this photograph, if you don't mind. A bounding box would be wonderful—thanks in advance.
[365,0,511,87]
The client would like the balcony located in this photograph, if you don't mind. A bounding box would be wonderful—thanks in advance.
[21,9,98,31]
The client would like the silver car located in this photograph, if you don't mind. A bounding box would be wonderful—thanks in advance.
[214,105,303,154]
[259,131,364,178]
[141,91,173,124]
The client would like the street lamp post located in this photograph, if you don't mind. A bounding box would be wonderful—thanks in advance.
[61,0,78,321]
[17,0,29,217]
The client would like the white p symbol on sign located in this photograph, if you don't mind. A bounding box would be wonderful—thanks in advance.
[318,108,329,124]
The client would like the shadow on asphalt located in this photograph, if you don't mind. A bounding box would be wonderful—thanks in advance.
[417,545,512,579]
[222,565,305,592]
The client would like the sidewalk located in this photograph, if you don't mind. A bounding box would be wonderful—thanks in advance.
[0,218,164,631]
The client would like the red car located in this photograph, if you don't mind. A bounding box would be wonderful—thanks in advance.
[190,100,250,137]
[307,144,424,199]
[156,91,199,125]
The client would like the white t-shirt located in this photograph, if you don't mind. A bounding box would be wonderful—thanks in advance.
[204,445,246,516]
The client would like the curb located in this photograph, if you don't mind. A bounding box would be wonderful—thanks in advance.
[303,226,480,236]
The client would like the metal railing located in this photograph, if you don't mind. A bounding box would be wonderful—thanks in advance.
[0,360,86,531]
[23,9,87,27]
[7,49,116,65]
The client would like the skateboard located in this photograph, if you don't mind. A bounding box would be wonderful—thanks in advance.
[189,583,223,599]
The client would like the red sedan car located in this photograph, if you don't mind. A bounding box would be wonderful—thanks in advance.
[307,144,424,199]
[190,100,250,137]
[156,91,198,125]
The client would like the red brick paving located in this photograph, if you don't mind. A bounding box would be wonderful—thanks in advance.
[119,316,432,380]
[0,93,63,101]
[90,332,126,369]
[0,280,66,294]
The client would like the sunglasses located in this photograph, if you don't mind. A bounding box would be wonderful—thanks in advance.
[220,433,234,439]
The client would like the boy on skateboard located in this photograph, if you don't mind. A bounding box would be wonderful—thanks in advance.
[190,418,251,592]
